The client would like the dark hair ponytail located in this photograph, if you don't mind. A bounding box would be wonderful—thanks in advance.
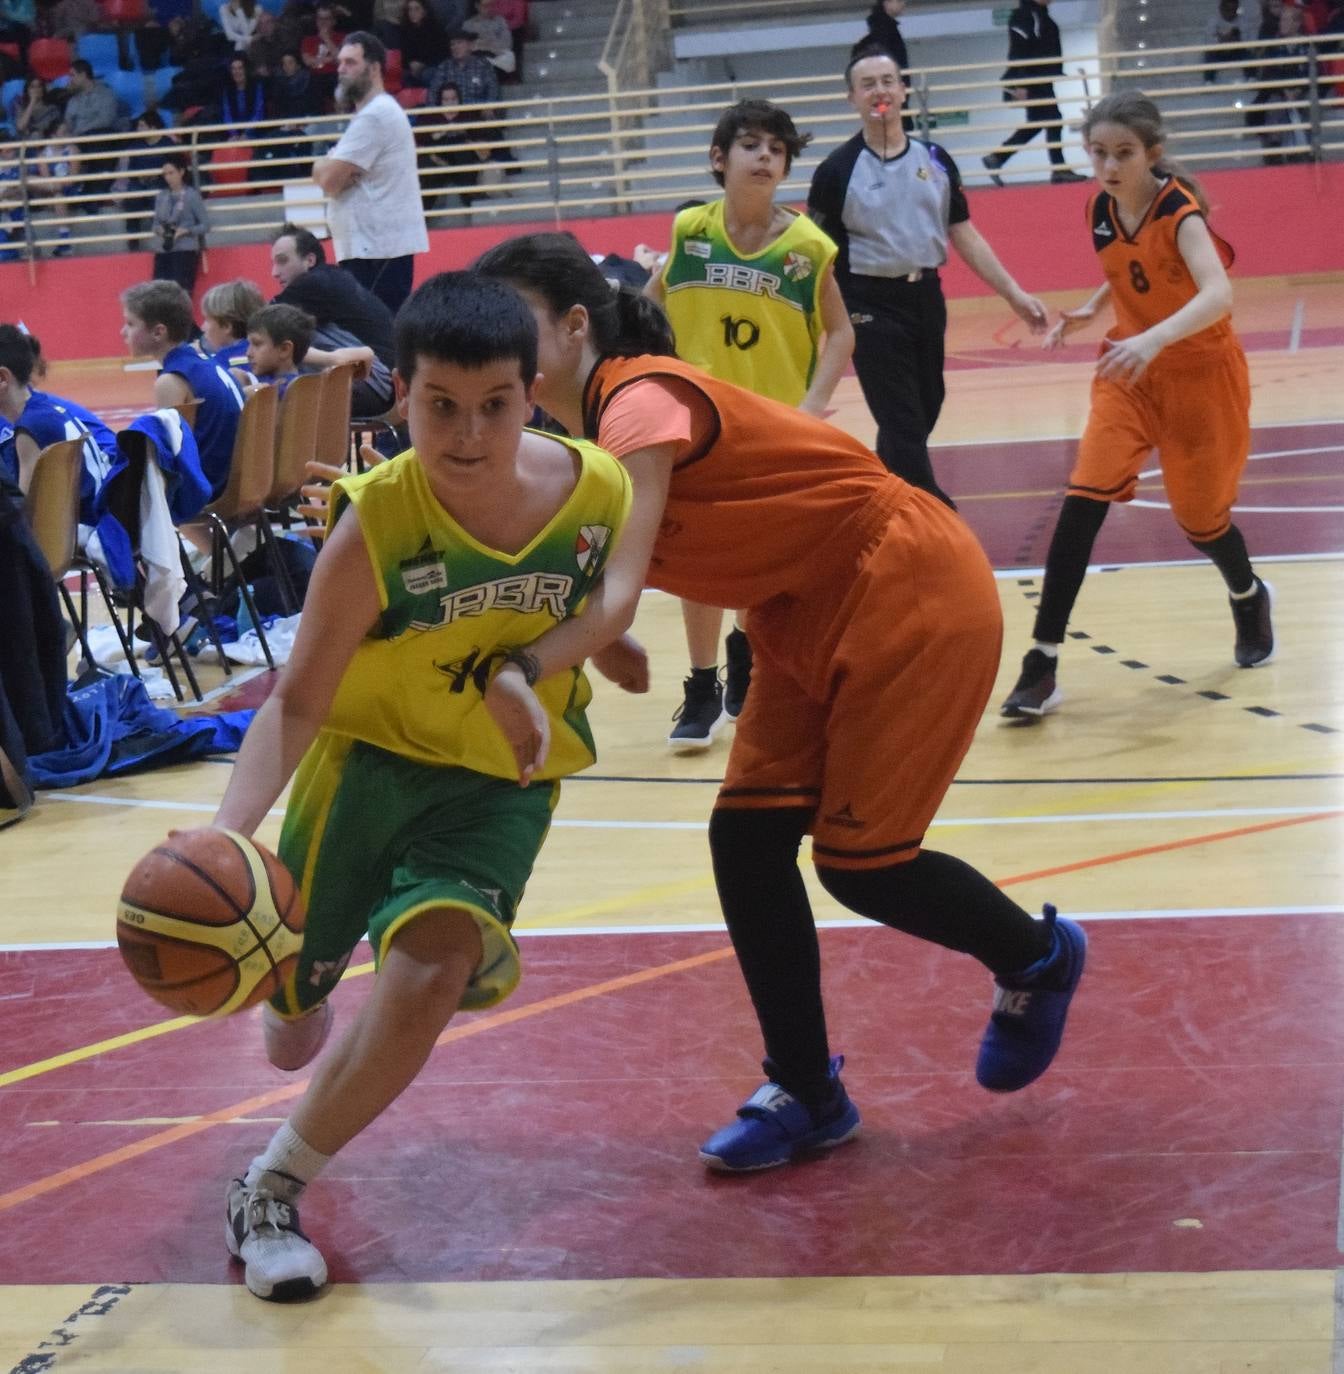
[473,232,677,359]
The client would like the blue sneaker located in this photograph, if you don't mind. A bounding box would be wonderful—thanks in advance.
[699,1056,861,1172]
[976,906,1087,1092]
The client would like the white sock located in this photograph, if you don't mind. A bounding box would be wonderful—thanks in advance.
[1229,581,1259,600]
[244,1121,330,1200]
[1033,641,1060,658]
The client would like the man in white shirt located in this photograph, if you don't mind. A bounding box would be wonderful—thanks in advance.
[312,32,430,315]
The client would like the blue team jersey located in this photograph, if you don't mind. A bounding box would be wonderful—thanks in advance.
[210,338,251,369]
[162,342,246,498]
[1,389,116,525]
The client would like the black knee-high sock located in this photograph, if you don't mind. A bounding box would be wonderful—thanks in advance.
[1032,495,1110,644]
[1189,523,1255,594]
[708,806,835,1107]
[818,850,1052,977]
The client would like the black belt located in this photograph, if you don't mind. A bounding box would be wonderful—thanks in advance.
[852,268,938,284]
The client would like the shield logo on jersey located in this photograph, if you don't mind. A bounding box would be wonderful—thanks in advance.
[783,251,813,283]
[686,238,712,258]
[575,524,611,572]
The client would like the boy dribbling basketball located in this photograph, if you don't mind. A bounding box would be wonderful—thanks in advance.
[212,272,632,1300]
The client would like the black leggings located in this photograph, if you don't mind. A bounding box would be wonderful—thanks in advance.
[708,807,1049,1109]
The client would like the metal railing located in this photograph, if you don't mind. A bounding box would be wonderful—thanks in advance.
[0,33,1339,268]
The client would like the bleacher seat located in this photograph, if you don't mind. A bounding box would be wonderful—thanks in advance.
[76,32,124,77]
[0,41,21,68]
[27,38,73,82]
[208,142,252,195]
[383,47,402,93]
[1,76,24,119]
[101,0,149,24]
[108,68,148,118]
[149,0,191,21]
[394,86,426,110]
[151,65,182,104]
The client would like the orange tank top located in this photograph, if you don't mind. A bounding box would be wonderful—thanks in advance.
[584,354,908,610]
[1089,179,1238,360]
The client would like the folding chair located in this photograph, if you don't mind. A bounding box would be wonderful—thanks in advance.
[313,361,356,470]
[197,384,281,669]
[268,372,325,521]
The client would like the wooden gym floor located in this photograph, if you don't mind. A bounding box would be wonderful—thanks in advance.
[1,276,1342,1373]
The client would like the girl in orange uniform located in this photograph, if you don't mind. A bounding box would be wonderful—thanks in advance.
[474,232,1088,1174]
[1001,91,1273,720]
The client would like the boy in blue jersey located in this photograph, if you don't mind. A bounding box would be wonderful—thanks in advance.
[120,280,246,501]
[243,303,316,397]
[0,324,116,524]
[209,272,637,1302]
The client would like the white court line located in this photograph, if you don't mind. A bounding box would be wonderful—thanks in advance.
[994,550,1344,578]
[1134,443,1344,513]
[1289,299,1305,353]
[932,418,1344,449]
[38,792,1343,830]
[5,906,1343,953]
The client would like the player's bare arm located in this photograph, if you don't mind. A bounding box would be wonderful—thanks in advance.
[799,267,855,417]
[1044,282,1112,350]
[214,510,381,835]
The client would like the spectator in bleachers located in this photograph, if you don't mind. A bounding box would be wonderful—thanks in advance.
[248,10,286,76]
[1204,0,1244,80]
[0,0,34,65]
[302,3,346,104]
[34,0,99,43]
[851,0,908,70]
[428,27,498,108]
[398,0,448,86]
[59,59,119,138]
[490,0,527,78]
[221,54,267,132]
[420,78,510,210]
[201,277,267,368]
[11,76,62,141]
[243,301,314,393]
[121,279,246,500]
[219,0,259,53]
[425,0,464,35]
[1253,0,1315,158]
[463,0,513,75]
[27,133,78,255]
[271,45,321,121]
[151,153,208,292]
[0,145,23,260]
[121,107,176,252]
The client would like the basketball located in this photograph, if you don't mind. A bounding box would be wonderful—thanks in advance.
[116,828,306,1018]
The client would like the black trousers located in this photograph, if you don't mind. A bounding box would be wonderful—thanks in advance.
[151,250,200,295]
[340,254,415,317]
[843,271,952,504]
[997,82,1067,166]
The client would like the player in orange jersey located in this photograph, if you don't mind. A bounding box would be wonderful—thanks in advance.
[474,232,1088,1174]
[1000,91,1274,720]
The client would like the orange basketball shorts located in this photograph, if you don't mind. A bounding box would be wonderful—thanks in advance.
[1068,342,1251,542]
[716,485,1002,872]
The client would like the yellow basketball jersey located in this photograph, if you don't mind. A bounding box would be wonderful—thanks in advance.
[319,436,631,780]
[660,200,838,405]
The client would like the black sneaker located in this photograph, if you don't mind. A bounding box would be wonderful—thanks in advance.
[668,671,725,751]
[1050,168,1087,183]
[1000,648,1062,718]
[1230,578,1275,667]
[724,628,753,720]
[981,153,1005,187]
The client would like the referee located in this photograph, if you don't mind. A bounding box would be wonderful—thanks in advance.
[808,48,1048,503]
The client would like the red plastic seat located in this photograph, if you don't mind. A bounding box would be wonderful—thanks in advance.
[382,47,402,93]
[208,142,252,196]
[101,0,149,24]
[394,86,425,109]
[28,38,73,82]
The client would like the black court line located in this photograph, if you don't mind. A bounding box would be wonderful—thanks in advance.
[1015,576,1339,736]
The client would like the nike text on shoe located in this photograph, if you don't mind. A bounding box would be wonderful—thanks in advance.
[999,648,1062,718]
[699,1056,861,1172]
[723,628,753,720]
[226,1177,328,1301]
[668,671,726,751]
[976,906,1087,1092]
[1230,577,1275,667]
[262,1000,333,1072]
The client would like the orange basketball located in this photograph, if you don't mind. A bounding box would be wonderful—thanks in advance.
[116,828,306,1017]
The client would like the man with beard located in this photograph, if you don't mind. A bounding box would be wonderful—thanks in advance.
[312,31,429,314]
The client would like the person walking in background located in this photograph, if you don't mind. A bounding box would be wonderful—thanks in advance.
[312,31,429,315]
[999,92,1273,722]
[151,154,209,295]
[646,99,853,751]
[982,0,1086,184]
[808,49,1047,505]
[1204,0,1244,81]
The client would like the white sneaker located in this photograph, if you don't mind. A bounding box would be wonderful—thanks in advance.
[262,1000,333,1071]
[226,1177,328,1300]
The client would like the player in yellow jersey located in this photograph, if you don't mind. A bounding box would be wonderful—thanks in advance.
[1001,91,1273,720]
[210,272,634,1301]
[645,99,854,749]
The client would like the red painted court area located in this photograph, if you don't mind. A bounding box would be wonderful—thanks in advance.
[944,420,1344,567]
[3,913,1340,1287]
